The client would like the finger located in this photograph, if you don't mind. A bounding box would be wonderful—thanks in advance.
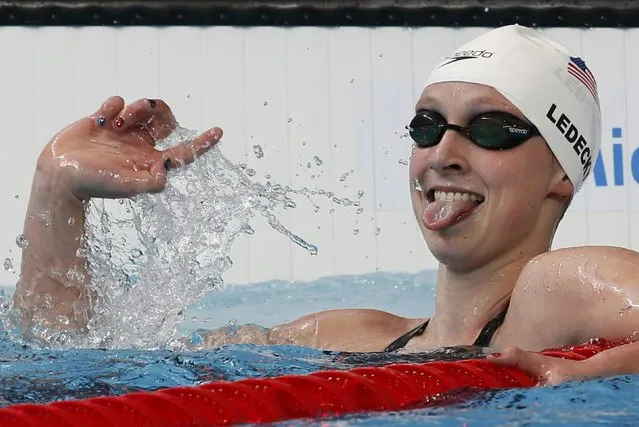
[488,347,547,380]
[160,127,223,169]
[143,99,178,141]
[91,96,125,127]
[113,98,177,142]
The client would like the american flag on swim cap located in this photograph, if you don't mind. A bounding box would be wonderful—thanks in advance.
[568,56,598,103]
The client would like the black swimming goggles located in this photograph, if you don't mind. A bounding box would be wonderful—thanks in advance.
[408,110,541,150]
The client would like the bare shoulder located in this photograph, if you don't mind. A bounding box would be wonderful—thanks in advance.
[501,245,639,349]
[517,245,639,289]
[269,308,427,353]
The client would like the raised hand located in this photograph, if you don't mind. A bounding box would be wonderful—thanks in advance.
[15,96,223,337]
[38,96,223,200]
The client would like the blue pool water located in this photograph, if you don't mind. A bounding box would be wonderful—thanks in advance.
[1,270,638,426]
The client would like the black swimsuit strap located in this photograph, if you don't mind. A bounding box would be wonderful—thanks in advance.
[472,300,510,347]
[383,319,429,353]
[384,301,510,352]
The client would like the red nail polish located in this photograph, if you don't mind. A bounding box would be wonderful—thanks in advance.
[491,352,502,358]
[114,117,125,127]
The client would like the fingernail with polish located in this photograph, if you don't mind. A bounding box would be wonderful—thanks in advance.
[148,99,157,108]
[96,116,106,127]
[114,117,125,127]
[164,158,172,170]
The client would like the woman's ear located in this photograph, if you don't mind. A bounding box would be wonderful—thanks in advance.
[548,162,573,201]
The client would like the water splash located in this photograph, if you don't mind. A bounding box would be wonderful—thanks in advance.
[38,126,360,350]
[340,170,354,182]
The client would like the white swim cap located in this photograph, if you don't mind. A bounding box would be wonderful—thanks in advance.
[424,24,601,193]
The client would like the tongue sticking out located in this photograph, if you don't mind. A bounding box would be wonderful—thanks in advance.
[423,199,479,231]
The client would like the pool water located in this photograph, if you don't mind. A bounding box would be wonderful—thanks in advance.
[1,270,638,426]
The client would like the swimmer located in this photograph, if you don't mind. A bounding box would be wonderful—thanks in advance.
[14,25,639,384]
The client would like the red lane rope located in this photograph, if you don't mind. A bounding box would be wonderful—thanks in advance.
[0,339,622,426]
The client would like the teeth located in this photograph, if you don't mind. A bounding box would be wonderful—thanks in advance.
[433,190,484,203]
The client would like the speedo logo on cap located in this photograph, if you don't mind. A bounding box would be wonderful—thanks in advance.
[438,49,494,67]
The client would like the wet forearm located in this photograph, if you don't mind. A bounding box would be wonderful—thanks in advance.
[14,169,92,331]
[578,341,639,378]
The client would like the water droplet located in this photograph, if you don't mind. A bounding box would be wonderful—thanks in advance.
[357,190,365,199]
[313,156,323,166]
[350,78,355,83]
[356,207,364,214]
[378,53,383,58]
[228,319,237,326]
[264,173,271,179]
[375,227,381,235]
[15,234,28,249]
[302,140,307,146]
[340,172,350,182]
[240,223,255,235]
[3,258,13,272]
[253,144,264,159]
[245,168,256,177]
[288,117,293,124]
[353,229,360,235]
[398,159,408,165]
[214,224,226,233]
[14,194,18,199]
[68,217,75,226]
[263,101,268,106]
[130,249,143,259]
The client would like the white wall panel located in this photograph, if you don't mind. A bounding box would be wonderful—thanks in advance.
[328,28,378,276]
[285,27,335,281]
[1,26,638,288]
[624,29,639,249]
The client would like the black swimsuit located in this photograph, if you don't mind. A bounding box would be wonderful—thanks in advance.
[384,302,510,352]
